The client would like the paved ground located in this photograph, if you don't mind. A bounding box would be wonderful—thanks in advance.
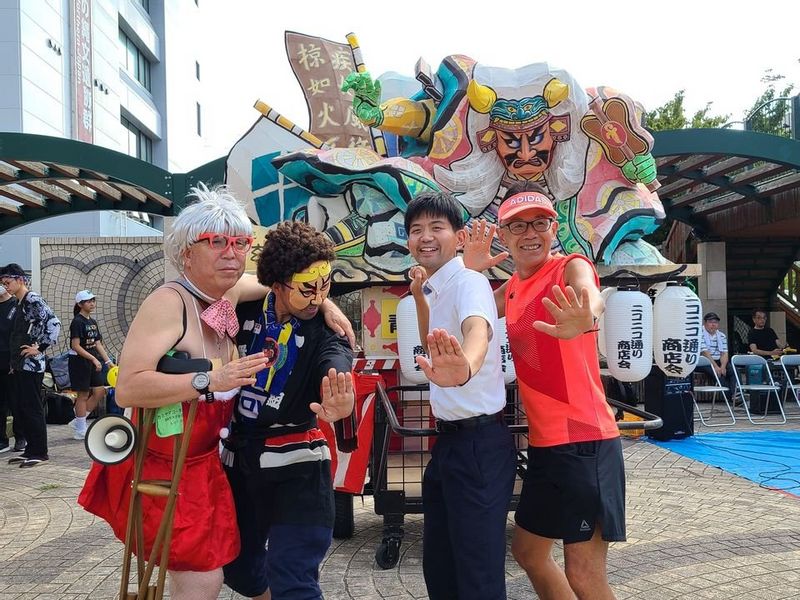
[3,414,800,599]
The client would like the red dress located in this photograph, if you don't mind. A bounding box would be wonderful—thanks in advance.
[78,400,239,572]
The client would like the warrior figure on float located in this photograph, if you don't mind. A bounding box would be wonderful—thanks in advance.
[340,55,666,265]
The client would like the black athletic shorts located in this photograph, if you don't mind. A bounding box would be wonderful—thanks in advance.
[515,436,626,544]
[68,354,105,391]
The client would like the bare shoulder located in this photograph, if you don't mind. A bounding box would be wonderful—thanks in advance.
[564,255,597,287]
[131,286,185,329]
[227,273,268,305]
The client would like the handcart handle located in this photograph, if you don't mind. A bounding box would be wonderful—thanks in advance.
[376,383,436,436]
[375,383,662,433]
[607,398,663,430]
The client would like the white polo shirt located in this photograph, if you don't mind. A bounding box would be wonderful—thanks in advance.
[425,256,505,421]
[702,329,728,360]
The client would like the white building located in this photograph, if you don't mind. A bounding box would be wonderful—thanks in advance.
[0,0,224,266]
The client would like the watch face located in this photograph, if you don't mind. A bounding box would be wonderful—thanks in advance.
[192,372,210,390]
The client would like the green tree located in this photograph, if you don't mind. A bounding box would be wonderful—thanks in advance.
[744,69,795,137]
[645,90,729,131]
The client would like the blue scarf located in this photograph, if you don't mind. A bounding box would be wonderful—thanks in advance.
[248,292,300,396]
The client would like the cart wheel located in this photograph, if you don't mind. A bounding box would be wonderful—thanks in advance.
[333,491,354,539]
[375,537,400,569]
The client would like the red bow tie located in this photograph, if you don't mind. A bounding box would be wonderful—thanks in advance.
[201,298,239,338]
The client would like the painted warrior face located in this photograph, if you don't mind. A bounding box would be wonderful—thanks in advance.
[284,260,332,318]
[495,124,556,180]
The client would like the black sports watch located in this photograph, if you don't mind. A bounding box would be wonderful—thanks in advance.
[191,372,214,402]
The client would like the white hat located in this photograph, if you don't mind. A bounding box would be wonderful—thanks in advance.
[75,290,95,303]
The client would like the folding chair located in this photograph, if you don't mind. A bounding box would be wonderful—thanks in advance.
[780,354,800,417]
[730,354,785,425]
[692,355,735,427]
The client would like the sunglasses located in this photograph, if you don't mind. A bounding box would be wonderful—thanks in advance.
[195,233,254,254]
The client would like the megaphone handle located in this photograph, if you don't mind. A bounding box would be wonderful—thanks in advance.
[138,399,199,600]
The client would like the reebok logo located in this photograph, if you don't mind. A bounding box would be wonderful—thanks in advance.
[579,520,591,532]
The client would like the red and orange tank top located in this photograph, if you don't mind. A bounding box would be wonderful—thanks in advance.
[505,254,619,447]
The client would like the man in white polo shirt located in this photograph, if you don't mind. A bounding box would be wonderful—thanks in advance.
[404,191,516,600]
[699,312,736,393]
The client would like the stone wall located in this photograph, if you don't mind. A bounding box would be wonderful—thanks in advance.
[39,237,165,359]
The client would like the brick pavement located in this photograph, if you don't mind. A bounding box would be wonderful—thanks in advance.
[2,420,800,599]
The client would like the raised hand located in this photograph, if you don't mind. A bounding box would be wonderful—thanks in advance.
[621,153,657,185]
[322,301,356,350]
[409,265,428,299]
[463,219,509,272]
[311,368,355,423]
[534,285,595,340]
[341,72,383,127]
[415,329,471,387]
[209,351,269,392]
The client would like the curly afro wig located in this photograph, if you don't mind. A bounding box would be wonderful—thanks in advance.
[257,221,335,286]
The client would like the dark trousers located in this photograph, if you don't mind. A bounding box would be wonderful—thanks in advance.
[698,359,736,395]
[0,355,24,444]
[10,370,46,457]
[422,421,516,600]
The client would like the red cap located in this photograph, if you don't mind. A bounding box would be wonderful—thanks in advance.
[498,192,557,224]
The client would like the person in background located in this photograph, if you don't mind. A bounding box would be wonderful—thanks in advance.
[465,191,624,600]
[0,284,24,453]
[748,309,786,357]
[0,263,61,468]
[699,312,736,392]
[68,290,115,440]
[403,191,516,600]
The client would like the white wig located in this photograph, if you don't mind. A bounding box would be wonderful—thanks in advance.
[166,183,253,271]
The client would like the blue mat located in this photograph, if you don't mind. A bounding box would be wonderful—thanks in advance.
[648,431,800,496]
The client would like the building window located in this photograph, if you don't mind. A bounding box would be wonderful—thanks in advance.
[121,116,153,163]
[196,103,202,136]
[195,61,200,80]
[119,29,152,91]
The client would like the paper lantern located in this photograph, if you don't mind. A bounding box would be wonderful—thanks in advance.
[653,282,703,378]
[497,317,516,384]
[603,286,653,382]
[396,295,429,384]
[597,287,617,358]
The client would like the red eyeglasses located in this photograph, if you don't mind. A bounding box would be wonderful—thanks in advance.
[195,233,254,254]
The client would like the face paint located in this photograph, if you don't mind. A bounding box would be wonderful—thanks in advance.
[285,261,332,317]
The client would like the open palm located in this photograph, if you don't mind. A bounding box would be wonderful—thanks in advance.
[415,329,471,387]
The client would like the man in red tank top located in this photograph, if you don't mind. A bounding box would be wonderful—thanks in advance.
[465,192,625,600]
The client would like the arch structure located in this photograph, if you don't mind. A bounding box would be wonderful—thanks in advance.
[0,132,227,234]
[652,128,800,314]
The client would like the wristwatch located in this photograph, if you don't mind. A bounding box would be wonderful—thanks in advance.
[191,372,214,402]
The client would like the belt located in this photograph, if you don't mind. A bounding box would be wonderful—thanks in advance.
[435,410,504,433]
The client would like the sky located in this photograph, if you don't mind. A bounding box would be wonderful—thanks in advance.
[200,0,800,164]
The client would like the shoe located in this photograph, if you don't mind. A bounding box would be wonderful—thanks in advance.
[8,455,28,465]
[19,456,48,468]
[12,439,27,452]
[70,419,87,441]
[0,442,9,454]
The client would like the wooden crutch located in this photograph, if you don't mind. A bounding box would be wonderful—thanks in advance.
[119,398,200,600]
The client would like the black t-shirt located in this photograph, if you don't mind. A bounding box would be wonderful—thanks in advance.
[0,296,16,368]
[748,327,779,352]
[70,313,103,358]
[0,297,16,355]
[233,298,353,440]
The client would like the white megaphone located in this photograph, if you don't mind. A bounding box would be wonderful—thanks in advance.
[85,414,137,465]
